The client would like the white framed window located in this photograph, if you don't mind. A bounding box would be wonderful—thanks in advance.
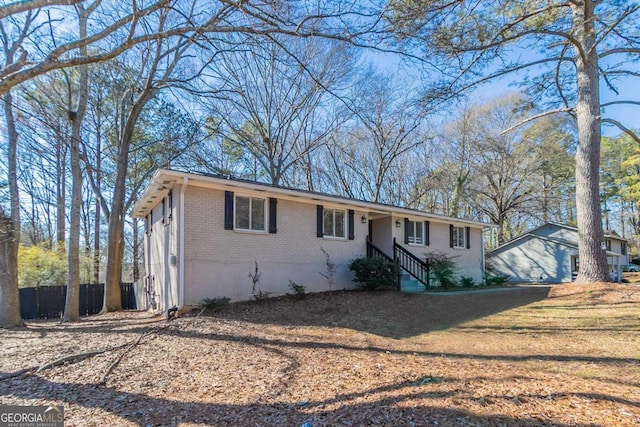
[234,195,266,232]
[407,220,424,244]
[452,226,466,248]
[323,208,346,238]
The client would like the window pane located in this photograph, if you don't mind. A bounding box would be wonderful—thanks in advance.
[407,221,415,243]
[235,196,250,230]
[415,222,423,244]
[323,210,334,236]
[335,210,345,238]
[453,226,464,247]
[251,198,265,231]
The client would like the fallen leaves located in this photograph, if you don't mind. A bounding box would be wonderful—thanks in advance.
[0,285,638,426]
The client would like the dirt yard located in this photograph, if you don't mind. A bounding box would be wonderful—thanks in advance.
[1,283,639,426]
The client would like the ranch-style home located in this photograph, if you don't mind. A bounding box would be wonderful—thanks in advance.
[486,222,628,284]
[131,169,490,314]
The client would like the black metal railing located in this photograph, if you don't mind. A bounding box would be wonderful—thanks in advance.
[366,240,394,263]
[366,237,400,288]
[393,238,430,288]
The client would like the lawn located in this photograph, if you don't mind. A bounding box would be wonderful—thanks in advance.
[1,283,639,426]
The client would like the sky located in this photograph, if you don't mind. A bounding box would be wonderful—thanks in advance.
[367,47,639,139]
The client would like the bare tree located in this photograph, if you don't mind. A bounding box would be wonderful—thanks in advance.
[63,1,95,322]
[201,34,354,186]
[467,96,543,243]
[324,69,429,204]
[0,9,37,327]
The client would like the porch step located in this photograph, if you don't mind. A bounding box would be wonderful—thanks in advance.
[400,276,426,293]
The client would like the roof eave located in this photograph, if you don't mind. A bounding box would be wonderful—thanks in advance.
[131,169,494,228]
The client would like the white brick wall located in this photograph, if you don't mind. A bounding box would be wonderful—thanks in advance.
[146,183,486,308]
[389,216,484,284]
[183,186,368,304]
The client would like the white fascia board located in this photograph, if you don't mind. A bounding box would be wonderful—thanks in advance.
[132,169,494,229]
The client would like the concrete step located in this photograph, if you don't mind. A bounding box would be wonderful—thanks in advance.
[400,277,426,293]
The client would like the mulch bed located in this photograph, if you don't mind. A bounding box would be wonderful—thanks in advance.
[1,284,639,426]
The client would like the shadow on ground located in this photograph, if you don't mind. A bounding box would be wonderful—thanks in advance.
[0,374,605,427]
[208,287,552,339]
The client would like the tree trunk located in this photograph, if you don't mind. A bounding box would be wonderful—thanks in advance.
[0,213,22,328]
[63,123,83,322]
[572,1,609,283]
[102,87,153,312]
[0,91,22,328]
[93,131,101,285]
[56,137,66,252]
[0,210,21,328]
[542,173,549,223]
[63,6,90,322]
[450,171,468,217]
[102,205,123,312]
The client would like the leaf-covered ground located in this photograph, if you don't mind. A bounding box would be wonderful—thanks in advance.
[1,283,639,426]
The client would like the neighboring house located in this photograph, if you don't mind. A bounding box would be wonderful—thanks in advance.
[487,222,628,283]
[131,169,491,314]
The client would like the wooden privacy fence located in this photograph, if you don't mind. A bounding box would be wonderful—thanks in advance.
[19,283,137,320]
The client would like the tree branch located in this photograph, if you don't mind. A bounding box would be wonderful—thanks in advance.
[500,108,573,135]
[0,0,82,19]
[600,100,640,108]
[601,118,640,143]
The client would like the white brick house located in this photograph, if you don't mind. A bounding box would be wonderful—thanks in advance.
[132,169,490,314]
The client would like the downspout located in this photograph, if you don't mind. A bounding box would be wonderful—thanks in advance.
[178,177,188,309]
[481,228,486,284]
[145,221,153,310]
[164,211,170,315]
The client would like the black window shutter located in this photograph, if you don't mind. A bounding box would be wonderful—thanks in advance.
[161,196,165,224]
[449,224,454,248]
[425,221,430,246]
[224,191,234,230]
[268,198,277,233]
[348,210,355,240]
[404,218,410,244]
[466,226,471,249]
[316,205,324,237]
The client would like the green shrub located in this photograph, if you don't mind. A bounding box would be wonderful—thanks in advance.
[459,276,475,287]
[287,280,306,298]
[349,256,399,291]
[485,273,509,287]
[427,251,458,288]
[200,297,230,310]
